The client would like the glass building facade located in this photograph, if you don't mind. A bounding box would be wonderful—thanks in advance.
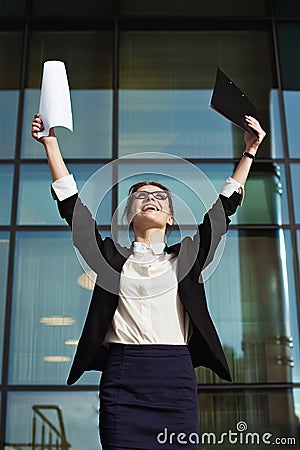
[1,0,300,448]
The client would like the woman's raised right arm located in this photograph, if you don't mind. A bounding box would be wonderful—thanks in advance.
[31,113,69,181]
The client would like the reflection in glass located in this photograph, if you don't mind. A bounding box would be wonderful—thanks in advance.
[117,161,288,227]
[0,232,10,381]
[199,229,299,384]
[9,231,110,385]
[119,31,273,158]
[197,389,299,440]
[7,391,100,450]
[0,32,23,158]
[0,164,14,225]
[17,164,112,225]
[21,89,113,159]
[291,164,300,223]
[21,31,113,158]
[283,91,300,157]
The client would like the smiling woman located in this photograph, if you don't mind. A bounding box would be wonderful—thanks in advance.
[31,112,265,450]
[123,181,174,240]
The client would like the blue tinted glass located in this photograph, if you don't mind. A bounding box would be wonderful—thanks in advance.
[298,231,300,275]
[22,31,113,159]
[270,89,284,158]
[119,31,273,158]
[290,164,300,223]
[21,89,113,158]
[0,91,19,158]
[0,232,10,382]
[17,164,112,225]
[7,391,100,450]
[283,91,300,157]
[117,162,288,227]
[0,164,14,225]
[10,230,111,385]
[202,229,299,383]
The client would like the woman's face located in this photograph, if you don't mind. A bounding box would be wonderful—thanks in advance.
[128,184,173,232]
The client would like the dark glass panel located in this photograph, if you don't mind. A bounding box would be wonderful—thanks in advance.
[120,0,267,16]
[0,33,23,158]
[0,0,25,16]
[119,31,273,158]
[275,0,300,17]
[277,24,300,91]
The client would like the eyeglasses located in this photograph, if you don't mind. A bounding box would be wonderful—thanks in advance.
[133,190,169,201]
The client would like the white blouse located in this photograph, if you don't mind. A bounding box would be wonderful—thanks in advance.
[51,174,244,346]
[102,242,193,346]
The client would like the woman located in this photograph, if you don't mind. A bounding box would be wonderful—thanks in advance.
[32,114,265,450]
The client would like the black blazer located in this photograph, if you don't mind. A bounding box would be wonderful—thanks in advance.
[53,188,241,385]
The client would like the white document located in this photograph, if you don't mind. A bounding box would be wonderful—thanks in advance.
[38,60,73,138]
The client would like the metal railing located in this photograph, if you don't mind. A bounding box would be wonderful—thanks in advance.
[5,405,72,450]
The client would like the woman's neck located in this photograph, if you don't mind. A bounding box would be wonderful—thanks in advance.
[134,228,165,245]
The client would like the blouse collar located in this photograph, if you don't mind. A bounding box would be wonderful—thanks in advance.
[133,241,166,256]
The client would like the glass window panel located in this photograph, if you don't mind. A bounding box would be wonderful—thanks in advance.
[196,389,299,442]
[119,31,274,158]
[297,231,300,276]
[6,389,300,448]
[21,32,113,159]
[17,163,112,225]
[117,161,288,228]
[32,0,113,15]
[120,0,267,16]
[7,391,100,450]
[9,230,111,385]
[0,232,10,381]
[277,24,300,91]
[290,164,300,223]
[0,0,25,16]
[283,91,300,157]
[275,0,300,17]
[200,229,300,384]
[0,33,23,158]
[0,164,14,225]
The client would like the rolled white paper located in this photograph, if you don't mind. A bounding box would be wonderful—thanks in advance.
[38,60,73,138]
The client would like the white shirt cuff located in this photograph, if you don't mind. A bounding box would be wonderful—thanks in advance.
[220,176,244,206]
[51,174,78,201]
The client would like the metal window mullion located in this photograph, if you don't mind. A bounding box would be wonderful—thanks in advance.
[0,17,30,450]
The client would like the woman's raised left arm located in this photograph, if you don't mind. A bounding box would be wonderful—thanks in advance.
[231,115,266,185]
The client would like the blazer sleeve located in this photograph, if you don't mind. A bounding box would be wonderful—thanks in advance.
[51,187,109,274]
[196,191,241,271]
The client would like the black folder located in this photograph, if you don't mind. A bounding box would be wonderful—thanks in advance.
[209,68,258,138]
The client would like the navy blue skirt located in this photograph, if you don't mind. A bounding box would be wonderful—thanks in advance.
[99,344,199,450]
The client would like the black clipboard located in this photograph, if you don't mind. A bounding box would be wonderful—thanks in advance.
[209,68,258,138]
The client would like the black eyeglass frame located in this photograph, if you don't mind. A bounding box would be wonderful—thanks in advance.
[132,190,170,201]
